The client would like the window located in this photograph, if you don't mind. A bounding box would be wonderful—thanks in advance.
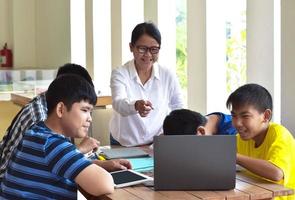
[207,0,246,113]
[176,0,187,106]
[70,0,86,67]
[121,0,144,63]
[93,0,111,95]
[225,0,246,96]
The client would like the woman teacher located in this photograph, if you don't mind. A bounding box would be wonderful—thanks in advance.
[110,22,184,146]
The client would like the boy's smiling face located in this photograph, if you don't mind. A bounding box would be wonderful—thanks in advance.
[231,105,271,143]
[60,100,93,138]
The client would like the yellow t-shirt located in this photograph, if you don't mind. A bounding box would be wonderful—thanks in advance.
[237,123,295,200]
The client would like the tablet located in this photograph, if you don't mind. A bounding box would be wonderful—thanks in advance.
[110,170,153,188]
[101,147,149,159]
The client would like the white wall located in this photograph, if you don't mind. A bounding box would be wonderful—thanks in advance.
[0,0,70,69]
[12,0,36,67]
[187,0,207,113]
[247,0,275,92]
[247,0,282,124]
[91,108,113,146]
[111,0,122,69]
[144,0,158,23]
[282,0,295,136]
[0,0,13,50]
[35,0,70,67]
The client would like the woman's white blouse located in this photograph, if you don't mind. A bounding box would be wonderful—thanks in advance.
[109,60,184,146]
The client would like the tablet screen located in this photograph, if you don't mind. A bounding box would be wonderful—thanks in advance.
[112,170,147,184]
[110,170,152,188]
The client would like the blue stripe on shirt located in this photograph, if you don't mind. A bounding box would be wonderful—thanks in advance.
[52,149,82,175]
[5,175,76,198]
[0,121,92,200]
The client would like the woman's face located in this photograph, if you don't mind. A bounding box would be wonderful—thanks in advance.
[130,34,160,70]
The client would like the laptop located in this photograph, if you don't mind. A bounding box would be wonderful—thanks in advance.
[153,135,236,190]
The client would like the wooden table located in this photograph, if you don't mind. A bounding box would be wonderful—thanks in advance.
[79,146,294,200]
[10,93,34,107]
[10,93,112,108]
[80,170,294,200]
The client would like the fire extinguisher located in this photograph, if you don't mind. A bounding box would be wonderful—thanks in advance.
[0,43,13,67]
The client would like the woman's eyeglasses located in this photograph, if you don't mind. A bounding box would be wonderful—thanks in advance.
[136,45,160,55]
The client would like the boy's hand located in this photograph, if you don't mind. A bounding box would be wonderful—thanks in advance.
[94,159,132,172]
[77,136,100,154]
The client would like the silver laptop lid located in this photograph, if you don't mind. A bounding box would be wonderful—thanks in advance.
[154,135,236,190]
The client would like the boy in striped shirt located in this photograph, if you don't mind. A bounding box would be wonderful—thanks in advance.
[0,74,125,199]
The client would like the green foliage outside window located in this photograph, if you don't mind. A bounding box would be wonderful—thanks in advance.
[175,0,246,99]
[176,1,187,90]
[226,29,246,94]
[225,10,246,94]
[176,24,187,89]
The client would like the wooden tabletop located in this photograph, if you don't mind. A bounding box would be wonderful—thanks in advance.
[10,93,112,108]
[79,146,294,200]
[80,171,294,200]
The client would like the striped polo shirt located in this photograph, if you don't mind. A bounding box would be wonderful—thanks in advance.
[0,121,92,200]
[0,93,47,180]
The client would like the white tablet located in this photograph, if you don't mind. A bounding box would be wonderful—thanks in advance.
[110,169,153,188]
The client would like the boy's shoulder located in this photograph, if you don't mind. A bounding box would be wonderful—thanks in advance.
[268,122,291,135]
[267,122,294,142]
[25,121,67,143]
[24,92,47,109]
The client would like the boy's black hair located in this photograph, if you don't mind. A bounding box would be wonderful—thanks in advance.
[56,63,94,87]
[226,83,273,113]
[46,74,97,115]
[163,109,207,135]
[131,22,161,46]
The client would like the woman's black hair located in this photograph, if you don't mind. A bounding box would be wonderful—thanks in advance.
[131,22,161,46]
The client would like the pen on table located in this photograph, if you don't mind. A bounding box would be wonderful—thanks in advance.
[93,151,106,160]
[98,154,106,161]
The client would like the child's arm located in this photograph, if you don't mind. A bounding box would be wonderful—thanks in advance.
[75,164,114,196]
[93,159,132,171]
[237,153,284,182]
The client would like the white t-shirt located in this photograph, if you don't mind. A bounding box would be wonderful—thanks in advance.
[109,60,184,146]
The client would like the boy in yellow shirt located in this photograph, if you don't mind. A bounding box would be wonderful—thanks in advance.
[226,83,295,200]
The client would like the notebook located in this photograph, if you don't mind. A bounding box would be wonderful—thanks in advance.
[100,147,149,159]
[127,157,154,172]
[153,135,236,190]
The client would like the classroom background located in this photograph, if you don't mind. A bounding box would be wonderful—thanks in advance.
[0,0,295,144]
